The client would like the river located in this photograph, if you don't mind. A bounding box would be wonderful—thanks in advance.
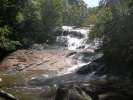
[0,26,104,100]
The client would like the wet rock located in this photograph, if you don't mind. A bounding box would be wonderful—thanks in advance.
[77,62,98,75]
[0,78,2,82]
[56,80,133,100]
[28,75,56,86]
[70,31,85,39]
[63,31,85,39]
[7,63,33,74]
[80,52,95,62]
[55,88,69,100]
[55,87,93,100]
[69,88,92,100]
[99,92,132,100]
[30,44,44,50]
[77,45,85,49]
[66,52,77,57]
[90,80,133,100]
[30,43,50,50]
[1,48,72,77]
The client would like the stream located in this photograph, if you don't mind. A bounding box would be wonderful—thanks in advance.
[29,26,103,84]
[0,26,104,100]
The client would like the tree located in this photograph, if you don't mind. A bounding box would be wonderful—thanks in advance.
[90,0,133,76]
[0,0,25,50]
[0,0,89,59]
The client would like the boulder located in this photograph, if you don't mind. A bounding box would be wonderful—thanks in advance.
[66,52,77,57]
[77,62,98,75]
[99,92,132,100]
[55,87,93,100]
[55,88,69,100]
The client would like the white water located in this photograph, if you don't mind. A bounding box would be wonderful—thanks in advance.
[56,26,102,75]
[30,26,103,85]
[57,26,89,51]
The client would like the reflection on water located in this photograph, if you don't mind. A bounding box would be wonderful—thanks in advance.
[0,73,56,100]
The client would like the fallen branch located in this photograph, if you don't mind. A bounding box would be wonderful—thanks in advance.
[0,89,18,100]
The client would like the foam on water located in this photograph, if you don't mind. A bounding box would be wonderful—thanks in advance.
[55,26,102,75]
[57,26,90,51]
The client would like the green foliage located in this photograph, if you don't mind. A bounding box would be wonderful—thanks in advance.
[90,0,133,75]
[40,0,62,43]
[63,0,88,26]
[0,0,88,52]
[89,6,113,39]
[0,26,21,50]
[0,0,24,50]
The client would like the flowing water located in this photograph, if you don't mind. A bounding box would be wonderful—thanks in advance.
[28,26,103,86]
[0,26,103,100]
[57,26,89,50]
[56,26,102,75]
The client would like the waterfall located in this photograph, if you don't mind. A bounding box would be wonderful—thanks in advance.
[56,26,102,75]
[29,26,103,86]
[56,26,89,50]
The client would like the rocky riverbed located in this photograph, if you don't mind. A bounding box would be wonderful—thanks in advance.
[0,26,133,100]
[0,73,133,100]
[0,47,74,77]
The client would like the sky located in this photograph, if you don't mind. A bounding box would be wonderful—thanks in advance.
[83,0,100,7]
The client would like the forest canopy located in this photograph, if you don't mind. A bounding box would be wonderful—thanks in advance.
[0,0,88,52]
